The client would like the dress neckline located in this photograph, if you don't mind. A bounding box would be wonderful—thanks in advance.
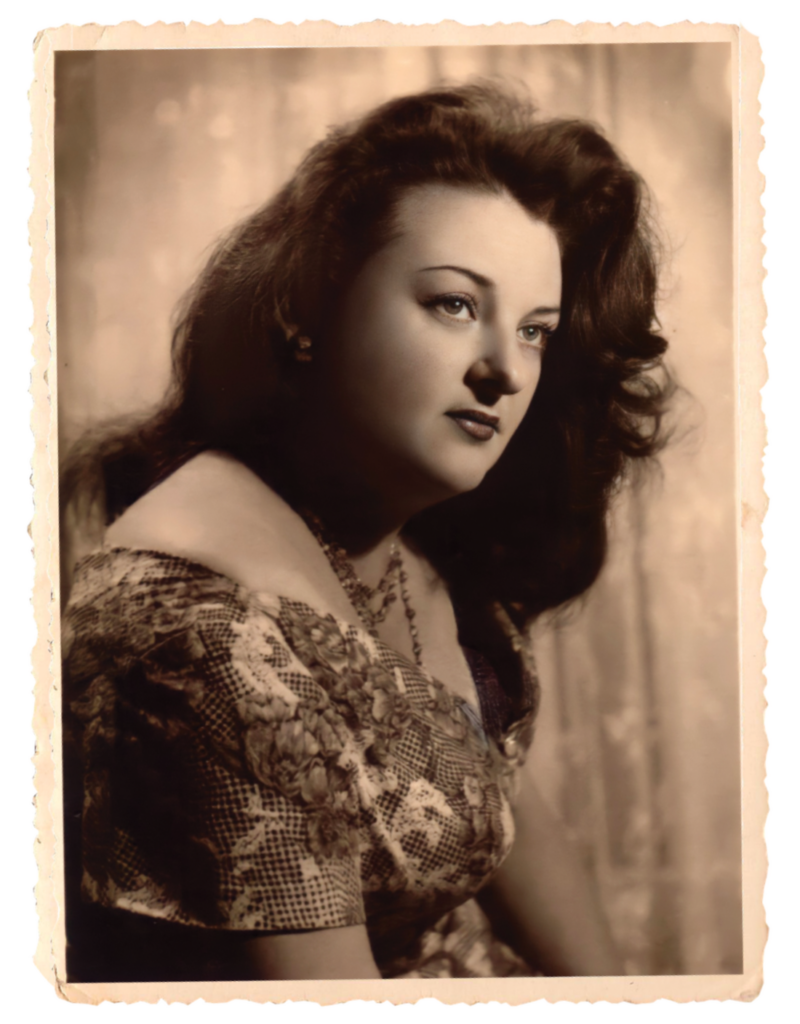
[84,543,495,731]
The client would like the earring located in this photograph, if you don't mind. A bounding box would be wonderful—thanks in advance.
[292,335,313,362]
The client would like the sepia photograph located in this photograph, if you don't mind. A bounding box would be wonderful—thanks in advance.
[32,21,764,1002]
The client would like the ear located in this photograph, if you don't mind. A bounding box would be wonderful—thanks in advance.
[274,302,300,341]
[292,336,313,362]
[282,321,300,342]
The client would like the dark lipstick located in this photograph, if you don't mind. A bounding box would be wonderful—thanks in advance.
[446,409,500,442]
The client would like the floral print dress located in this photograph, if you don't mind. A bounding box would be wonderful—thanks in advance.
[62,547,540,979]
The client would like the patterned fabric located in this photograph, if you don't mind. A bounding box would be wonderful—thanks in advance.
[62,547,539,978]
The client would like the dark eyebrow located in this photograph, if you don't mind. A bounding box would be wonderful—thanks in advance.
[419,265,560,317]
[418,264,493,288]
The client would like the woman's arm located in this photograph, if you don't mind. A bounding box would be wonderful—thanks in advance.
[241,925,382,980]
[478,780,624,977]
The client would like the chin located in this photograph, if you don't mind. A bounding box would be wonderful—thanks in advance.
[420,462,490,503]
[384,445,496,510]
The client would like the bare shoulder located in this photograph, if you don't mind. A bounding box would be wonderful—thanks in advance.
[105,451,355,618]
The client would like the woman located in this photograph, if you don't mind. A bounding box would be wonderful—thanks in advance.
[61,82,671,981]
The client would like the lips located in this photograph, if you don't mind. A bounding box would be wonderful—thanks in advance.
[446,409,500,442]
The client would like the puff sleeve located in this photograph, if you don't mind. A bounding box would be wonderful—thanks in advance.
[63,563,366,933]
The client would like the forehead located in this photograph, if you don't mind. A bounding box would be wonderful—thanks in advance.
[385,185,562,291]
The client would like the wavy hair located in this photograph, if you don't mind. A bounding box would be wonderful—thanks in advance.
[62,82,673,634]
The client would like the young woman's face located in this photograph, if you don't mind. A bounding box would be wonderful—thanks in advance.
[316,185,562,510]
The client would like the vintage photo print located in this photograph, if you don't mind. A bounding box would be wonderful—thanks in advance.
[30,19,766,1004]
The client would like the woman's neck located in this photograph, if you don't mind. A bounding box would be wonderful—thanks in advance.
[253,439,411,589]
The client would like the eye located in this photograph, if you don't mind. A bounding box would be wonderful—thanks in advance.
[518,323,554,349]
[425,293,477,322]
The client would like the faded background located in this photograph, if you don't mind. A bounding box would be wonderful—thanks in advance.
[55,44,739,975]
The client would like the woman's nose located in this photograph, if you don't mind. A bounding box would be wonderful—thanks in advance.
[465,325,527,399]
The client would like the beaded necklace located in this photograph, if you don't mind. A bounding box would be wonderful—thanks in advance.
[301,508,423,667]
[398,561,424,668]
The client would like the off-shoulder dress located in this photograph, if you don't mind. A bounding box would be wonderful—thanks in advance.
[62,546,540,980]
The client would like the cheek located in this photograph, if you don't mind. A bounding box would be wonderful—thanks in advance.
[503,364,542,434]
[364,360,452,442]
[336,312,456,415]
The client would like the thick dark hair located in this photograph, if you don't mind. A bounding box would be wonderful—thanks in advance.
[62,81,672,634]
